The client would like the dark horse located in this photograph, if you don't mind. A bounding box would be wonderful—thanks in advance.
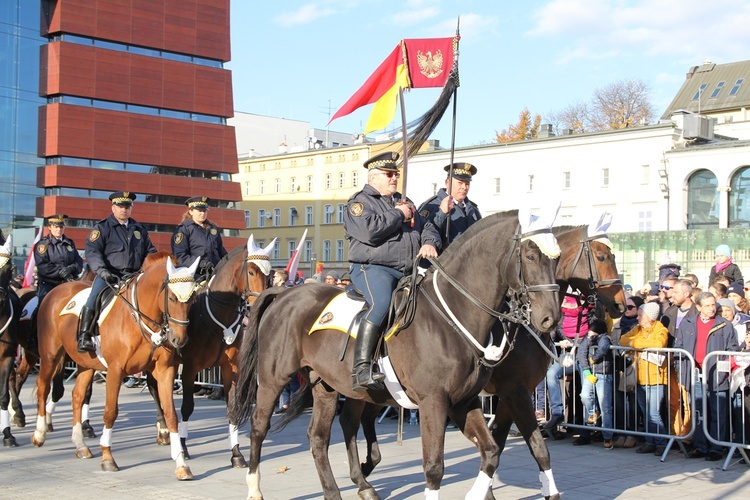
[231,210,562,499]
[0,236,22,447]
[349,223,626,499]
[32,252,199,480]
[145,235,273,468]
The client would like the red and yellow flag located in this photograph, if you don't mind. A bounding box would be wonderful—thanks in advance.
[329,37,456,134]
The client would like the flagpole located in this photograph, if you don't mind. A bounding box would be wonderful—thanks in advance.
[445,17,460,244]
[399,87,409,198]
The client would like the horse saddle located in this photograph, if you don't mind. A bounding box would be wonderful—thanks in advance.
[60,286,118,334]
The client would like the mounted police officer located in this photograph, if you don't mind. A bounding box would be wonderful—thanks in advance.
[78,191,156,353]
[343,151,441,392]
[418,162,481,248]
[34,214,83,304]
[171,196,227,276]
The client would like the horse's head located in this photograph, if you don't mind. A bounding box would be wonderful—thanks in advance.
[510,207,561,333]
[555,214,626,319]
[0,236,13,306]
[243,234,275,304]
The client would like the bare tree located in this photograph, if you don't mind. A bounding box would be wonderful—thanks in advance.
[547,101,590,135]
[589,79,655,130]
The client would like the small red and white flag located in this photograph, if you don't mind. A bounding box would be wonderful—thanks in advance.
[23,226,43,287]
[285,229,307,280]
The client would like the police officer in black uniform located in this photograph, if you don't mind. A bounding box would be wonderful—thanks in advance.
[34,214,83,305]
[343,151,441,392]
[418,163,481,248]
[78,191,156,353]
[171,196,227,276]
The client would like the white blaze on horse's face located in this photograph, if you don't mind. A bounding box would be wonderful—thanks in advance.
[166,256,199,303]
[246,234,276,276]
[519,204,561,259]
[0,235,12,268]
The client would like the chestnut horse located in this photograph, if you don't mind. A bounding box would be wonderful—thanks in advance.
[145,235,274,468]
[231,210,562,499]
[0,236,22,447]
[345,222,626,499]
[31,252,199,480]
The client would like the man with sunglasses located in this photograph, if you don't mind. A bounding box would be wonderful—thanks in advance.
[418,163,481,248]
[344,151,441,391]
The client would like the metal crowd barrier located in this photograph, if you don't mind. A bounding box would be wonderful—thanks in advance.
[700,350,750,470]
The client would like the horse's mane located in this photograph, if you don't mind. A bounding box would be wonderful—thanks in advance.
[214,245,245,274]
[142,251,172,270]
[437,209,519,263]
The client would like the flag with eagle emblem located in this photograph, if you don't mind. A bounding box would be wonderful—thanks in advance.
[328,37,457,135]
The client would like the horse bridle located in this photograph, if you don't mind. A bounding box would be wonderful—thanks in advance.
[567,225,623,291]
[0,261,15,338]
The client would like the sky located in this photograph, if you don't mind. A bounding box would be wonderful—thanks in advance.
[228,0,750,148]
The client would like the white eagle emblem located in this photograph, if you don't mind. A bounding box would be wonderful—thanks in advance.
[417,49,444,79]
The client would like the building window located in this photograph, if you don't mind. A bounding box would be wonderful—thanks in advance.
[305,206,313,225]
[337,204,345,224]
[244,210,251,228]
[730,79,745,96]
[307,175,313,192]
[258,209,268,227]
[692,83,708,100]
[336,240,344,261]
[641,165,649,184]
[729,167,750,228]
[528,175,534,192]
[601,168,609,187]
[352,171,359,187]
[273,208,280,227]
[275,178,280,193]
[289,207,298,226]
[324,204,333,224]
[637,210,652,232]
[339,172,345,188]
[323,240,331,261]
[287,240,296,258]
[687,169,719,229]
[272,240,280,260]
[431,183,438,196]
[562,171,570,189]
[710,81,725,99]
[259,180,265,195]
[325,174,332,189]
[494,178,501,194]
[291,177,297,193]
[244,182,250,196]
[304,240,312,261]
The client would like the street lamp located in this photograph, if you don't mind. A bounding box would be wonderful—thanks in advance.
[658,166,670,231]
[310,254,317,278]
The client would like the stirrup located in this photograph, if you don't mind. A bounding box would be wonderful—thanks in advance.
[352,366,385,392]
[77,335,95,354]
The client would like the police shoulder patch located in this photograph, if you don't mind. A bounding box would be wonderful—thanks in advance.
[89,230,100,242]
[420,209,430,217]
[37,243,48,255]
[210,228,217,235]
[349,202,364,217]
[134,230,141,240]
[174,232,184,244]
[66,245,74,252]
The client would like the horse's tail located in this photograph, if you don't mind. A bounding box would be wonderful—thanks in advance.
[271,379,313,433]
[230,286,286,427]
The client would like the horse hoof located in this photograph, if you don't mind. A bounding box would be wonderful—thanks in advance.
[47,423,54,432]
[75,447,93,459]
[82,421,97,439]
[101,459,120,472]
[175,465,194,481]
[231,454,248,468]
[156,433,170,446]
[31,434,45,447]
[3,436,18,448]
[12,414,26,428]
[358,488,380,500]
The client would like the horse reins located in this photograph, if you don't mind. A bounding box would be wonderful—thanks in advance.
[566,226,623,290]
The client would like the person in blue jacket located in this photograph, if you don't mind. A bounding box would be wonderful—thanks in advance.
[171,196,227,276]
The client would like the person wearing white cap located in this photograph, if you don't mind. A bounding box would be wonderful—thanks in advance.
[619,301,669,455]
[709,244,743,287]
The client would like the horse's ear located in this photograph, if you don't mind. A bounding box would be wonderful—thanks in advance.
[261,238,278,257]
[0,235,11,267]
[187,256,200,275]
[590,211,613,235]
[1,234,11,252]
[167,256,177,275]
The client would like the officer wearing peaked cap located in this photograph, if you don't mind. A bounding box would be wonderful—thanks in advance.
[418,162,481,249]
[344,151,441,392]
[79,191,156,353]
[35,215,83,304]
[171,196,227,276]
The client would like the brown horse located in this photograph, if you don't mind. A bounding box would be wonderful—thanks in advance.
[31,252,199,480]
[231,209,562,499]
[347,223,627,499]
[145,235,274,468]
[0,236,22,447]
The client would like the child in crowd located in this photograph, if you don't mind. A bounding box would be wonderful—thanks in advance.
[577,319,615,449]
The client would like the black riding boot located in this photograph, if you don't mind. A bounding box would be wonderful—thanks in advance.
[77,306,95,353]
[352,320,385,392]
